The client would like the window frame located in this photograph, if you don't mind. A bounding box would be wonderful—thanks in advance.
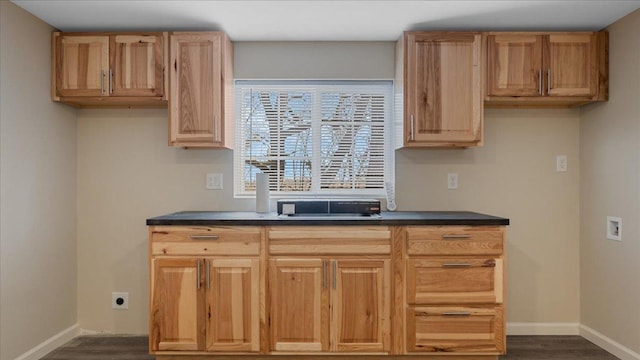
[234,79,395,198]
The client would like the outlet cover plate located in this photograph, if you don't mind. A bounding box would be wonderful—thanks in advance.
[606,216,622,241]
[112,292,129,310]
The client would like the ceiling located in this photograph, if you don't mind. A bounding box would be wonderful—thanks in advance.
[12,0,640,41]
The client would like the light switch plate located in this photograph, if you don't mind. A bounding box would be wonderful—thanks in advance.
[556,155,567,172]
[206,173,223,190]
[447,173,458,190]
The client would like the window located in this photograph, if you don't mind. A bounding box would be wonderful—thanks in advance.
[234,80,393,197]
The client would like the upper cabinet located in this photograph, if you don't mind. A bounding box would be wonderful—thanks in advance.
[486,32,608,107]
[398,32,484,148]
[169,32,234,148]
[52,32,168,107]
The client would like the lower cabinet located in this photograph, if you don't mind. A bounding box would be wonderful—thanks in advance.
[148,224,506,359]
[269,258,390,353]
[150,257,260,352]
[405,226,506,356]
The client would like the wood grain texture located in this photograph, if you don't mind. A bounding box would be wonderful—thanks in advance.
[55,34,109,97]
[151,258,205,352]
[407,258,503,304]
[52,32,168,106]
[332,260,391,352]
[111,33,165,97]
[269,258,328,352]
[206,258,260,352]
[407,306,505,354]
[546,33,597,97]
[487,33,543,97]
[169,32,233,148]
[485,31,607,107]
[406,226,504,256]
[151,226,261,256]
[390,226,406,355]
[269,226,391,255]
[403,32,483,147]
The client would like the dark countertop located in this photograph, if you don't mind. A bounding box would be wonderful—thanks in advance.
[146,211,509,226]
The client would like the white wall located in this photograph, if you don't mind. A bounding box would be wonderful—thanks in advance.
[0,2,78,359]
[75,42,582,333]
[580,9,640,355]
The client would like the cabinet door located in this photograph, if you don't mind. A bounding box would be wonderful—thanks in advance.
[150,258,205,351]
[406,258,503,304]
[546,33,597,97]
[170,32,224,146]
[487,34,543,96]
[404,32,483,146]
[206,258,260,352]
[269,259,329,352]
[331,260,390,352]
[55,35,109,97]
[110,34,165,97]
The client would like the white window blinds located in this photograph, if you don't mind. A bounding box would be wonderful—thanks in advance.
[234,81,393,197]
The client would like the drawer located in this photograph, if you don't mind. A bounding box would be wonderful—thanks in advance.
[407,306,505,354]
[407,226,504,256]
[268,226,391,255]
[407,258,503,304]
[150,226,261,256]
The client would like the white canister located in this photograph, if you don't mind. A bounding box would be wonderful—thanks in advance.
[255,173,270,213]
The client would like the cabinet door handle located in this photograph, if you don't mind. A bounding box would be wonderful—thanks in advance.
[322,261,327,290]
[538,69,542,95]
[190,235,220,240]
[442,311,471,317]
[100,70,105,95]
[196,259,201,290]
[205,260,211,289]
[442,263,472,268]
[109,69,114,94]
[410,115,415,141]
[547,68,551,94]
[332,261,337,290]
[441,234,472,239]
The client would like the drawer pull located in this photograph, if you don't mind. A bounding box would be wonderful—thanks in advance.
[442,234,472,239]
[442,311,471,317]
[190,235,220,240]
[442,263,472,268]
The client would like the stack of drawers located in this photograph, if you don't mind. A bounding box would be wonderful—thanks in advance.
[404,226,506,354]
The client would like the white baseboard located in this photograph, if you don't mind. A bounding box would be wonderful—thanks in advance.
[580,324,640,360]
[507,322,580,335]
[13,324,79,360]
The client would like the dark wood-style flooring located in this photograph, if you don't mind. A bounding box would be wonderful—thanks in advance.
[40,335,619,360]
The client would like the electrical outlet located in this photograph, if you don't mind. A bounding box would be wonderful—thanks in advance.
[112,292,129,310]
[556,155,567,172]
[206,173,223,190]
[447,173,458,190]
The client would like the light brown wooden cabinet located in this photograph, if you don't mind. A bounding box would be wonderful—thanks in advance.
[398,32,484,148]
[52,32,167,107]
[151,257,205,351]
[268,226,391,353]
[169,32,234,148]
[149,223,505,360]
[486,32,608,107]
[405,226,506,355]
[149,226,261,354]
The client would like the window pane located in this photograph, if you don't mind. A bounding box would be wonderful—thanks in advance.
[236,82,391,196]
